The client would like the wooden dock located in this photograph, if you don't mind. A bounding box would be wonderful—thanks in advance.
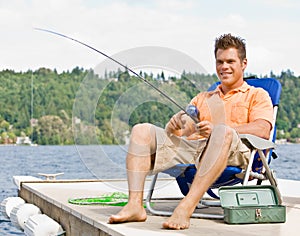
[18,178,300,236]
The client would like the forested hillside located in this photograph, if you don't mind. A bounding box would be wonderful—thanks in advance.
[0,68,299,144]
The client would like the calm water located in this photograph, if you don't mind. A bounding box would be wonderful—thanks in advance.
[0,144,300,235]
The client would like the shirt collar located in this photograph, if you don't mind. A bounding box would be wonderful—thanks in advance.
[210,81,250,95]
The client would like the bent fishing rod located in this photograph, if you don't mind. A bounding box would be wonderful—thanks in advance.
[34,28,199,123]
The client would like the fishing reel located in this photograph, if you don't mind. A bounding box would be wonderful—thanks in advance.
[185,105,199,123]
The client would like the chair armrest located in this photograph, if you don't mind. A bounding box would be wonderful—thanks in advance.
[239,134,275,150]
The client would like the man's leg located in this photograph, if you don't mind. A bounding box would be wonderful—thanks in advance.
[163,124,233,229]
[109,123,156,223]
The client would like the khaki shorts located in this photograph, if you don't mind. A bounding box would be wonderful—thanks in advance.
[152,126,250,174]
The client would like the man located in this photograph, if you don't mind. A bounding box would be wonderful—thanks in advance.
[108,34,273,230]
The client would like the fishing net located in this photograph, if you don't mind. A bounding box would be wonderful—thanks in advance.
[68,192,128,206]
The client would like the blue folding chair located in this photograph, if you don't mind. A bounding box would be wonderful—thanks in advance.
[145,77,282,219]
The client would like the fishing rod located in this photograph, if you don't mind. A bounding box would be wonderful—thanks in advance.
[34,28,199,123]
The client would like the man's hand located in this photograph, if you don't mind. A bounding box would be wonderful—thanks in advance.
[165,111,195,136]
[195,121,214,138]
[166,111,186,133]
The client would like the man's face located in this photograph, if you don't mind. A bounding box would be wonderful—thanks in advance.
[215,47,247,89]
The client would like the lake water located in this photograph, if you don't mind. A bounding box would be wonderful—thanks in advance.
[0,144,300,235]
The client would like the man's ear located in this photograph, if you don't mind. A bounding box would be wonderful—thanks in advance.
[242,58,247,71]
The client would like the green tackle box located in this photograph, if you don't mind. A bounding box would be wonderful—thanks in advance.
[219,185,286,224]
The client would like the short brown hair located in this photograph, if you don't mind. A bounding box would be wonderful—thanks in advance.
[214,33,246,62]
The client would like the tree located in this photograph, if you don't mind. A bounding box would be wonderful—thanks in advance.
[37,115,70,145]
[1,68,300,144]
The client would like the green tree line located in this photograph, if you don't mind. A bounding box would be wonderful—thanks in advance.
[0,67,299,145]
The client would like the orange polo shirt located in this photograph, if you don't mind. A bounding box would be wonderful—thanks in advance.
[190,82,273,128]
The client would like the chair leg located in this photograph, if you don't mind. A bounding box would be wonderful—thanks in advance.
[243,150,256,185]
[145,174,224,219]
[257,149,283,204]
[145,174,173,216]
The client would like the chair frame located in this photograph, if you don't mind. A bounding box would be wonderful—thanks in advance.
[145,78,282,219]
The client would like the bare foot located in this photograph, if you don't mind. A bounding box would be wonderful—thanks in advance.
[162,206,191,230]
[108,203,147,224]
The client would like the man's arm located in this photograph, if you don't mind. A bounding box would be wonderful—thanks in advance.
[234,119,272,140]
[195,119,272,140]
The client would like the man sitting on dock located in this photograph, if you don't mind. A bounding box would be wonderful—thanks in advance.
[108,33,273,230]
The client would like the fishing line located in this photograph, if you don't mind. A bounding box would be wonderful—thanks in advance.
[34,28,198,123]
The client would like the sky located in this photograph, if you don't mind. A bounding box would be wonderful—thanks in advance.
[1,0,300,76]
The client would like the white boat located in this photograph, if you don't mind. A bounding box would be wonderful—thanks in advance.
[15,136,33,146]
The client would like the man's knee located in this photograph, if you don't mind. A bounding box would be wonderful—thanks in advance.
[131,123,152,139]
[130,123,156,146]
[211,124,234,145]
[212,124,233,135]
[128,123,157,157]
